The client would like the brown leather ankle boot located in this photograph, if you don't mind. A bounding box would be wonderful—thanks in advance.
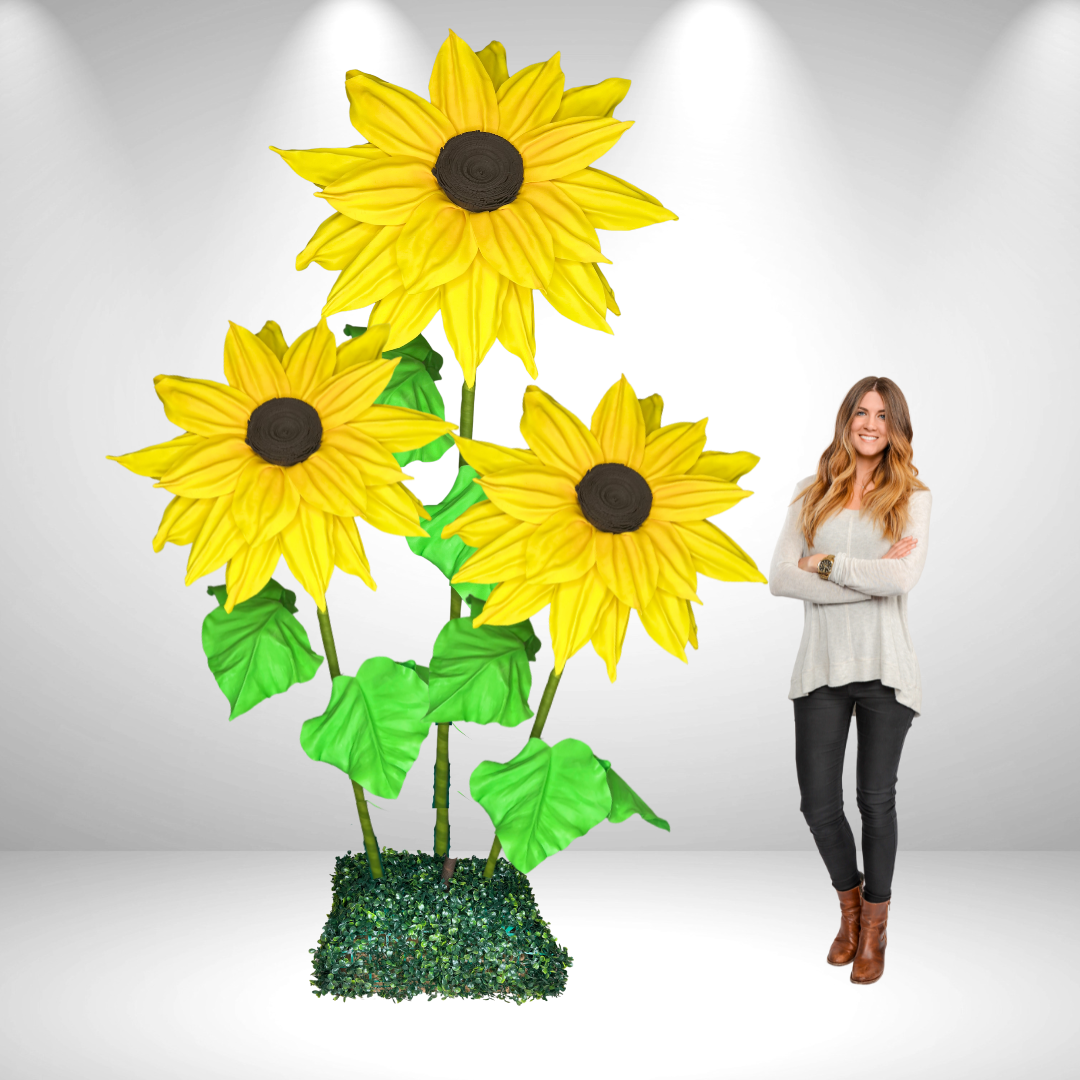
[850,896,890,984]
[826,874,864,966]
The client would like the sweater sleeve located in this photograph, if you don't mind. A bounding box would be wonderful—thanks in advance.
[828,490,931,596]
[769,480,873,605]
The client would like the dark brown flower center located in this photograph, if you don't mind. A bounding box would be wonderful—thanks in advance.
[576,463,653,533]
[246,397,322,466]
[432,131,524,213]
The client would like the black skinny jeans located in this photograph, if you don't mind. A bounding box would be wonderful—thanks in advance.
[793,679,914,904]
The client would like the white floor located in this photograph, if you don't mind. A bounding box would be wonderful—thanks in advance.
[1,851,1076,1080]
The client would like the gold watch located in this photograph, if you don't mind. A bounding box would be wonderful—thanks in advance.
[817,555,836,580]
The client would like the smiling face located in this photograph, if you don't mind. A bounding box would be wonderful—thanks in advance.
[850,390,889,462]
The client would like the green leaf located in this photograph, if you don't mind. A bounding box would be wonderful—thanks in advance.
[201,579,322,719]
[427,619,538,727]
[345,326,451,466]
[470,738,612,874]
[399,659,430,684]
[407,465,495,603]
[596,757,670,831]
[300,657,432,799]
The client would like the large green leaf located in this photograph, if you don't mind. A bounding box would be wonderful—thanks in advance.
[470,738,612,874]
[300,657,432,799]
[407,465,495,604]
[426,618,539,727]
[596,757,671,831]
[202,579,323,720]
[344,326,452,466]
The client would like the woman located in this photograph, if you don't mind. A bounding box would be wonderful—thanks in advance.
[769,376,931,986]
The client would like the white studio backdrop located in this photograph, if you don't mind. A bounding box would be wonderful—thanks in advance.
[1,0,1077,851]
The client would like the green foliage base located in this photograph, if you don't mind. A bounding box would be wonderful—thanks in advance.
[309,849,572,1003]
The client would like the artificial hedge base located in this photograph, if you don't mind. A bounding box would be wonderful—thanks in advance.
[310,849,572,1002]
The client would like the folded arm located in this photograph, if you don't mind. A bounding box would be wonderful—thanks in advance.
[769,484,871,604]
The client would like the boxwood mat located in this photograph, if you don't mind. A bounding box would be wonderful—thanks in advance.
[310,849,572,1003]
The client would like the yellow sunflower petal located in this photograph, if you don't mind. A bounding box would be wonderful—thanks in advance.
[518,117,633,183]
[430,30,498,134]
[548,566,610,673]
[351,404,456,453]
[687,450,761,483]
[185,494,245,584]
[593,528,659,610]
[320,226,402,317]
[108,432,203,479]
[280,502,334,611]
[397,192,477,291]
[553,166,678,230]
[591,592,631,682]
[516,180,607,263]
[687,602,698,650]
[637,588,691,662]
[496,281,537,378]
[440,255,508,388]
[639,394,663,433]
[369,285,442,350]
[641,517,700,602]
[675,520,766,583]
[281,318,337,400]
[222,322,291,404]
[524,507,596,584]
[478,466,577,524]
[231,457,301,545]
[356,481,428,538]
[553,77,631,121]
[520,384,602,479]
[255,320,288,359]
[333,323,392,375]
[272,144,383,187]
[596,265,620,314]
[152,496,212,552]
[453,519,536,584]
[310,354,399,428]
[345,70,455,163]
[475,40,509,90]
[441,499,506,545]
[224,537,282,612]
[473,577,555,628]
[470,200,554,289]
[297,214,381,272]
[156,435,254,498]
[288,447,367,517]
[641,419,708,482]
[589,375,645,469]
[541,259,611,334]
[318,156,439,226]
[453,436,538,475]
[495,54,563,141]
[322,425,405,486]
[332,515,376,590]
[153,375,255,438]
[649,477,751,522]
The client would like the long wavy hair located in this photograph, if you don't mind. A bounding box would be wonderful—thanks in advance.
[794,376,928,546]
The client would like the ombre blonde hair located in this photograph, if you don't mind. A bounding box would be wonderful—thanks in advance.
[794,376,928,547]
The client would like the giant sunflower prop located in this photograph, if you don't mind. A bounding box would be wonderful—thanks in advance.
[109,319,454,612]
[274,31,677,385]
[443,377,766,677]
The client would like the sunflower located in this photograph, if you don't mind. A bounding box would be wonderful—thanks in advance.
[441,377,766,678]
[108,319,454,612]
[273,31,677,386]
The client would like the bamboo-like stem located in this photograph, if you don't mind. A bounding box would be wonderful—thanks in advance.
[483,666,564,879]
[318,604,382,879]
[433,378,477,856]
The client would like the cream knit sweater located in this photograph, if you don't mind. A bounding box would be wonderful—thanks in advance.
[769,476,932,716]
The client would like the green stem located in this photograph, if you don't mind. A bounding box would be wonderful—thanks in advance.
[434,378,477,854]
[484,666,564,879]
[318,603,382,879]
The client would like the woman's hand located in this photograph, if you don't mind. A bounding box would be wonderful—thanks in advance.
[798,554,823,572]
[883,537,917,560]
